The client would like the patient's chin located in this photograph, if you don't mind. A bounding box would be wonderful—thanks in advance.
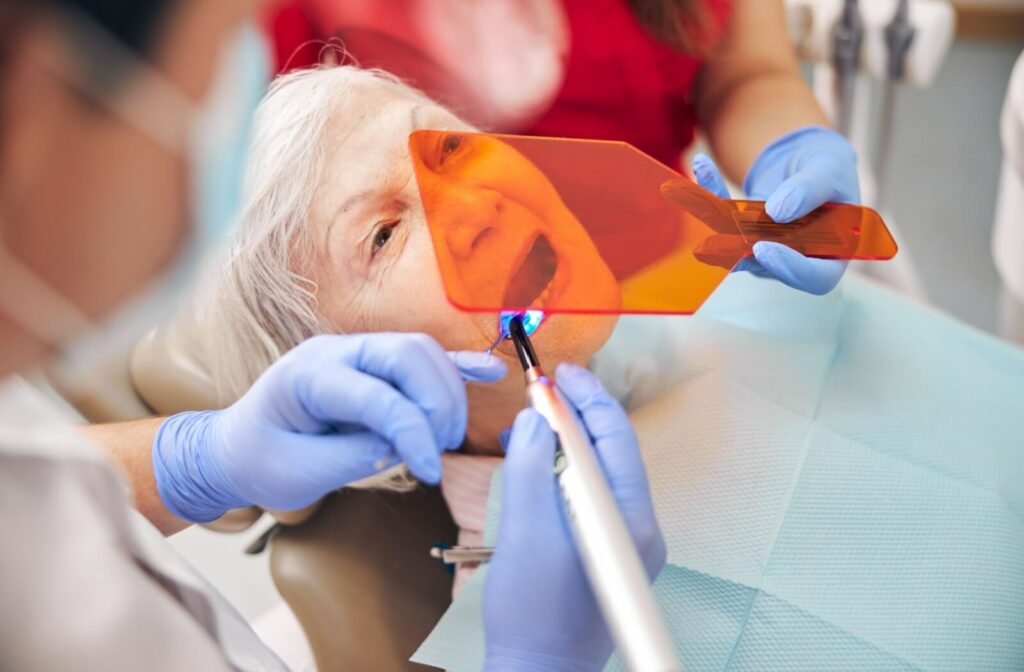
[533,312,618,369]
[459,312,618,458]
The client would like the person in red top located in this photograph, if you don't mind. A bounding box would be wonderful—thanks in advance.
[265,0,859,297]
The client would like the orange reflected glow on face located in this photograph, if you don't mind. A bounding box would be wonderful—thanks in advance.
[409,131,621,316]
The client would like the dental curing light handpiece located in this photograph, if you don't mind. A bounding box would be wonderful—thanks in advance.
[507,317,681,672]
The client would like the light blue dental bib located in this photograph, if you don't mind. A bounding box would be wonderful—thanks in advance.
[414,273,1024,672]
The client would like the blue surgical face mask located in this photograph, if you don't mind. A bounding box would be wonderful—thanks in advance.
[189,23,269,259]
[0,12,269,410]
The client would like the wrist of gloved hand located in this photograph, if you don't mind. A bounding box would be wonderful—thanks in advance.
[153,410,245,523]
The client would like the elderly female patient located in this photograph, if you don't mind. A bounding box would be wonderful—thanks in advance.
[168,65,622,543]
[154,66,1024,670]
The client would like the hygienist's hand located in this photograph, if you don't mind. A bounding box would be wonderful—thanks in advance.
[152,333,507,522]
[483,364,666,672]
[694,125,859,295]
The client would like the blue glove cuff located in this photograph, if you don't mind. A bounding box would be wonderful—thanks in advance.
[743,125,849,199]
[153,410,248,523]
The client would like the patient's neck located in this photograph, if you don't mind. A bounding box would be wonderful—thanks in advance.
[463,365,526,456]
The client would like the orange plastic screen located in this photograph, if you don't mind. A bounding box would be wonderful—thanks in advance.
[409,131,897,315]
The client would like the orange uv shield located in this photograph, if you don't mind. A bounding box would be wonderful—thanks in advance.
[409,131,897,315]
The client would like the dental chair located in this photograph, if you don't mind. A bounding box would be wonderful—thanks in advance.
[46,329,458,672]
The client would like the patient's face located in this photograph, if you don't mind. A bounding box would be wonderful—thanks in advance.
[309,82,618,370]
[408,131,622,315]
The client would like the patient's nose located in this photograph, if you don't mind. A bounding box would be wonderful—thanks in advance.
[442,185,502,259]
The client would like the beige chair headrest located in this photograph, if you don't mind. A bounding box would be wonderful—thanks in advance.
[271,487,456,672]
[43,321,219,423]
[132,325,322,527]
[45,347,152,423]
[131,327,221,415]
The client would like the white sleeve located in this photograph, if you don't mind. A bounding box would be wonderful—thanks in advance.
[0,453,236,672]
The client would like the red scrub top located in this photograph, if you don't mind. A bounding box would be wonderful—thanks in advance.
[265,0,731,170]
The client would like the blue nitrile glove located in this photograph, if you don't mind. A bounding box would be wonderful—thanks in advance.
[483,364,666,672]
[693,125,860,295]
[153,333,507,522]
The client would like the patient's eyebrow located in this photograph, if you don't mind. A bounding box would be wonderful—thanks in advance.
[326,186,382,240]
[334,189,376,217]
[323,188,374,258]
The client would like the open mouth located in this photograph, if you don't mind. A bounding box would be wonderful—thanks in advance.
[502,234,557,309]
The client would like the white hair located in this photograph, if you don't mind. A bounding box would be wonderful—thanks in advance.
[177,65,440,404]
[168,66,450,491]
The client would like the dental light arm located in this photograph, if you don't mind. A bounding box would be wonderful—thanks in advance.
[831,0,864,136]
[507,316,681,671]
[874,0,915,208]
[786,0,954,90]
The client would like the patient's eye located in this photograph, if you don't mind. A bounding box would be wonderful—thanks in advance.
[440,134,463,163]
[372,220,399,256]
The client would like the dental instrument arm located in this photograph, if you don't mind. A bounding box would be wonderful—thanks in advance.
[874,0,914,209]
[832,0,864,136]
[504,317,681,671]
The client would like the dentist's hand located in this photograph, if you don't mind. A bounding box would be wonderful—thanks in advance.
[484,364,666,672]
[152,333,507,522]
[693,125,859,295]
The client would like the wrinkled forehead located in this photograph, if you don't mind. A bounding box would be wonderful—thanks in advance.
[324,82,470,181]
[309,79,472,240]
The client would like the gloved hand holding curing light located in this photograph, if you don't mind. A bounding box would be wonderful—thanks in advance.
[693,126,860,296]
[152,333,507,522]
[484,364,667,672]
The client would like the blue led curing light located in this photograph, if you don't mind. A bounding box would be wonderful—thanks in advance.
[486,311,544,354]
[500,310,544,339]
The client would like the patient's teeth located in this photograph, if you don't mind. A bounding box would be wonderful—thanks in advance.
[535,276,554,308]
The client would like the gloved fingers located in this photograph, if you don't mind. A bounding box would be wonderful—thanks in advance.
[500,408,560,545]
[554,364,651,500]
[733,256,757,273]
[743,126,859,204]
[266,430,395,508]
[302,371,444,484]
[763,149,859,222]
[752,242,848,295]
[448,350,508,383]
[692,153,732,199]
[732,256,778,278]
[764,172,831,223]
[351,333,469,449]
[555,364,636,449]
[555,364,665,577]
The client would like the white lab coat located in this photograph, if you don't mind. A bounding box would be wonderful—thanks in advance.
[0,376,289,672]
[994,50,1024,342]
